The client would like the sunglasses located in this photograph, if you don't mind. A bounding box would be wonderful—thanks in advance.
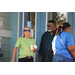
[24,29,30,32]
[47,25,51,27]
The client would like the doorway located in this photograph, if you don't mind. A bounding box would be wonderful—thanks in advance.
[22,12,36,62]
[24,12,36,39]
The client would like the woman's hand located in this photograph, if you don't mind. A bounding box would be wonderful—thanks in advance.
[11,59,14,62]
[11,47,18,62]
[33,47,36,52]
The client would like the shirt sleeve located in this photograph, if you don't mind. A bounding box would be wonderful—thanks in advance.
[15,38,21,48]
[67,33,74,46]
[52,36,57,51]
[33,39,36,45]
[38,34,43,54]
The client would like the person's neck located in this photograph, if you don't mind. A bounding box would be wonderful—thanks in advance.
[25,35,29,39]
[50,31,55,35]
[64,29,68,33]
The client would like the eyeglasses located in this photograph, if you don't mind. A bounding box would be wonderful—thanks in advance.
[47,25,53,27]
[24,29,30,32]
[69,28,72,31]
[47,25,50,27]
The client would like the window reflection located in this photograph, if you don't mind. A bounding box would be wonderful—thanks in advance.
[48,12,67,27]
[24,12,35,39]
[24,12,30,27]
[31,12,35,39]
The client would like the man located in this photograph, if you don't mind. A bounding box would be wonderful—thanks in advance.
[38,20,56,62]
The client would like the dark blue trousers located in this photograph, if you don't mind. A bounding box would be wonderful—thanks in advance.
[53,53,74,62]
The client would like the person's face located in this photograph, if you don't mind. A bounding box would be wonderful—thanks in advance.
[47,22,56,32]
[24,27,30,36]
[68,26,72,33]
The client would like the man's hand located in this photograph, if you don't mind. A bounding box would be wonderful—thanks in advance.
[39,53,42,62]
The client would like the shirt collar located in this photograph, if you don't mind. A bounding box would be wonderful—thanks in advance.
[47,30,56,36]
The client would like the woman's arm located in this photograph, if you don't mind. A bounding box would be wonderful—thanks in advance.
[68,46,75,51]
[11,47,18,62]
[68,46,75,58]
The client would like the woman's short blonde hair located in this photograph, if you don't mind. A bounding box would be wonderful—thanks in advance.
[22,27,33,39]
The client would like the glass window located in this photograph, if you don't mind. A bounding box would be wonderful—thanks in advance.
[31,12,35,39]
[24,12,35,39]
[48,12,67,27]
[0,37,10,62]
[24,12,30,27]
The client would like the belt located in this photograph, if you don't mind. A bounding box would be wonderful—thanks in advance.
[26,56,32,59]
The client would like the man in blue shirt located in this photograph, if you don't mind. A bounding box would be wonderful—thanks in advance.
[38,20,56,62]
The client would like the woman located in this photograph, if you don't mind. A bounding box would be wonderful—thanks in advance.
[11,27,37,62]
[52,27,59,55]
[52,23,63,55]
[53,22,75,62]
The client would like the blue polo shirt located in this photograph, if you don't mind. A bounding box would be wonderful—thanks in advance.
[55,31,74,59]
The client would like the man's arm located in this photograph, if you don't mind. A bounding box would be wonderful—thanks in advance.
[38,34,44,61]
[38,35,43,54]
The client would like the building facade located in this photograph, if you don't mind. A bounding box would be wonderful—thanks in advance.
[0,12,75,62]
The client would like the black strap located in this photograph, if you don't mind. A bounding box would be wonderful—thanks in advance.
[60,34,74,59]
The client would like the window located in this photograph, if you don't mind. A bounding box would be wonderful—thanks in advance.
[24,12,36,62]
[24,12,35,39]
[48,12,67,27]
